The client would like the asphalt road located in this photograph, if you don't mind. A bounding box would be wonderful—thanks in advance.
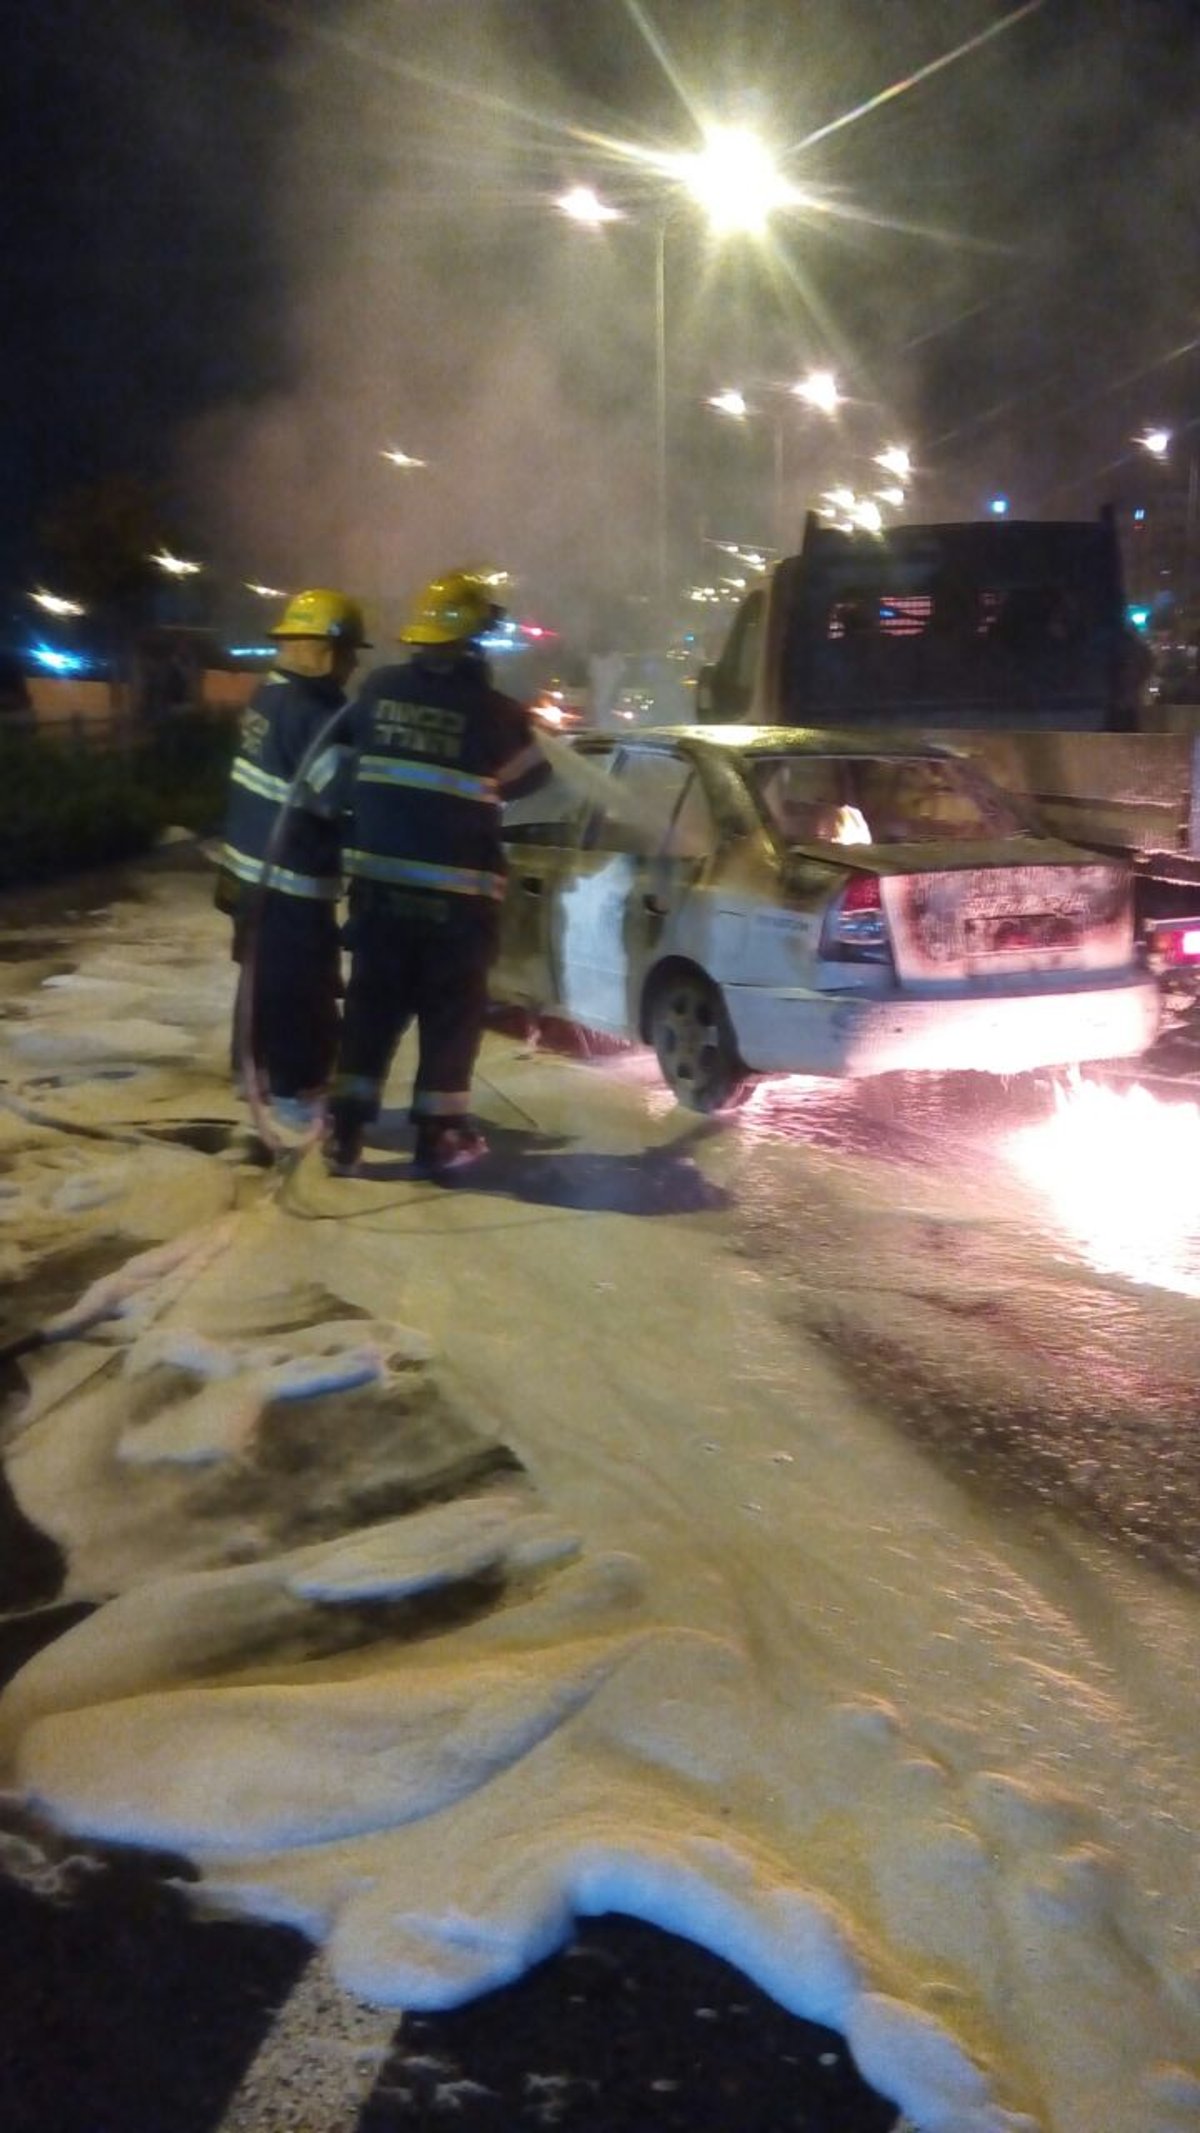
[0,1585,901,2133]
[5,856,1200,2131]
[0,866,906,2133]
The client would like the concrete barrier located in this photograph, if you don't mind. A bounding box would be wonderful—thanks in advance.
[26,678,116,724]
[200,670,258,711]
[14,672,255,742]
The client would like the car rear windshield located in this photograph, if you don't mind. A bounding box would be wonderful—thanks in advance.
[747,753,1027,846]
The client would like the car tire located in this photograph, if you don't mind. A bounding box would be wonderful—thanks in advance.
[648,967,752,1113]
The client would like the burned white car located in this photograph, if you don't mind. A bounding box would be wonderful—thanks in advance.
[492,727,1160,1112]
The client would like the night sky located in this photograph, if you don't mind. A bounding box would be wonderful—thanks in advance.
[6,0,1200,631]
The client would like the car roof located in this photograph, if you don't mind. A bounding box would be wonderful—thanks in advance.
[589,724,964,760]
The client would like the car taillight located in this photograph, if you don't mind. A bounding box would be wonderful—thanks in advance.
[842,873,881,912]
[821,872,893,963]
[1149,917,1200,967]
[531,693,568,728]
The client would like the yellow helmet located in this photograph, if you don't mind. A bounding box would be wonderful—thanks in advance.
[400,568,504,646]
[270,588,371,646]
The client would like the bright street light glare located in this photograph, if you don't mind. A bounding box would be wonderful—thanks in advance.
[245,582,286,600]
[149,548,202,577]
[874,445,912,481]
[792,369,841,416]
[708,389,749,419]
[556,184,623,228]
[825,487,856,512]
[852,498,884,533]
[877,486,906,508]
[1139,428,1171,458]
[672,126,798,237]
[380,447,427,469]
[31,587,85,617]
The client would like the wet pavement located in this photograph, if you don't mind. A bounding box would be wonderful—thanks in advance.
[4,858,1200,2130]
[0,1571,902,2133]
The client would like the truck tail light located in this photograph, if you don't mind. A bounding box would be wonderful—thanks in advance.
[1148,917,1200,968]
[820,872,893,963]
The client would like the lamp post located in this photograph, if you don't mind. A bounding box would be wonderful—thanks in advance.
[708,371,843,551]
[1136,428,1199,614]
[148,547,203,631]
[378,445,428,601]
[557,126,803,623]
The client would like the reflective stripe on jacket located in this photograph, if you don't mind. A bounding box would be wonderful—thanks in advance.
[340,654,547,904]
[220,670,346,902]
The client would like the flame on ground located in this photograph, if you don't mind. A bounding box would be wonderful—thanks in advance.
[1004,1073,1200,1297]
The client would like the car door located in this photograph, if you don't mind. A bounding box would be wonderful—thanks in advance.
[551,746,717,1035]
[494,765,591,1007]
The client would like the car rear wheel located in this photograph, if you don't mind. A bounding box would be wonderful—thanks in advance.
[648,968,751,1113]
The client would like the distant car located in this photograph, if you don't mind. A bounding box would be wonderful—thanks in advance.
[528,679,589,734]
[492,727,1160,1111]
[604,653,694,729]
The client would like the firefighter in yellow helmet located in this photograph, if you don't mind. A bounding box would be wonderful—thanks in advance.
[216,588,370,1125]
[322,568,549,1177]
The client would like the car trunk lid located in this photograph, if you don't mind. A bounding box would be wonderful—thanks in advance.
[875,855,1133,982]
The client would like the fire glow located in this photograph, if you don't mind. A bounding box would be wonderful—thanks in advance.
[1004,1074,1200,1297]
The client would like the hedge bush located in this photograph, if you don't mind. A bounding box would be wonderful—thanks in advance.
[0,713,238,889]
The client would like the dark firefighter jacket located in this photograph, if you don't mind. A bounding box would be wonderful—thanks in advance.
[332,654,549,905]
[217,669,348,912]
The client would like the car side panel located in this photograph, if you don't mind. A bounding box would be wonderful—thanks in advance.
[493,847,558,1006]
[724,968,1160,1077]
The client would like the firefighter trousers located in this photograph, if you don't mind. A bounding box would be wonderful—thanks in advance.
[231,894,341,1099]
[328,889,498,1130]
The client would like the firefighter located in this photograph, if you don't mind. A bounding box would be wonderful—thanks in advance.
[215,587,370,1124]
[323,568,549,1177]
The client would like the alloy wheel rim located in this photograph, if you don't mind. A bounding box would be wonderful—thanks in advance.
[660,984,719,1094]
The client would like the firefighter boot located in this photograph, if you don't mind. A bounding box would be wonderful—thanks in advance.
[412,1120,489,1177]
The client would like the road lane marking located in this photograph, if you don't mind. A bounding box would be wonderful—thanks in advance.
[215,1952,399,2133]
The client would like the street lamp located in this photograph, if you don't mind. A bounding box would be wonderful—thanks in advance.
[377,447,428,599]
[874,444,912,483]
[708,370,842,551]
[666,124,801,236]
[557,125,799,618]
[1136,426,1199,609]
[556,185,623,229]
[148,548,202,577]
[245,582,286,600]
[30,587,86,617]
[708,385,785,549]
[708,389,749,420]
[792,369,841,417]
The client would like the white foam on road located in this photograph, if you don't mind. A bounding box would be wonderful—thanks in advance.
[1,865,1198,2133]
